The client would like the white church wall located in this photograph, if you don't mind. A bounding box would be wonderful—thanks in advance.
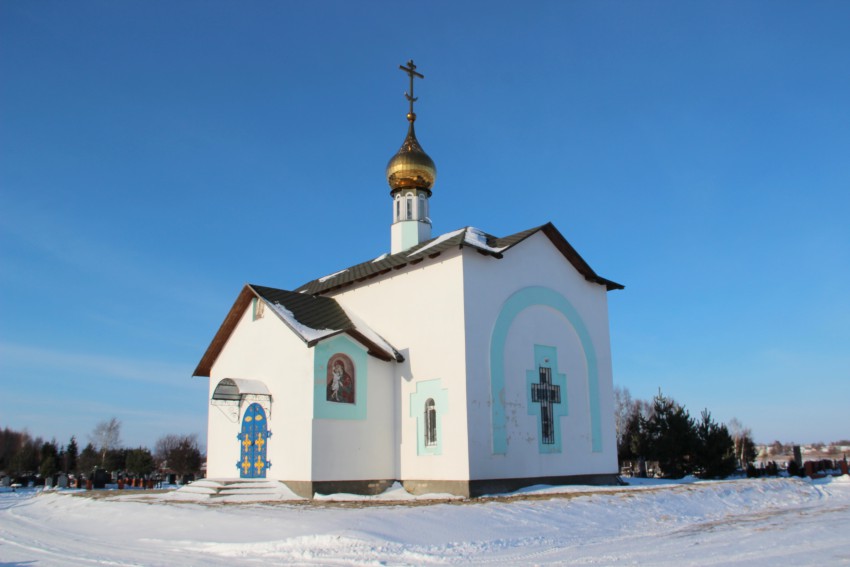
[461,232,619,480]
[310,335,396,482]
[207,302,315,481]
[329,250,471,481]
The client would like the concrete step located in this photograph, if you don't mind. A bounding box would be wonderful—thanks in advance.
[175,477,298,499]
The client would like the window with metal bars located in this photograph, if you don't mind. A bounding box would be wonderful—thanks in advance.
[424,398,437,447]
[531,366,559,444]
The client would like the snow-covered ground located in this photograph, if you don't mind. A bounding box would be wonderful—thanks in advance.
[1,476,848,565]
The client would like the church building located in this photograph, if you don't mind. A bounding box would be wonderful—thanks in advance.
[193,61,624,498]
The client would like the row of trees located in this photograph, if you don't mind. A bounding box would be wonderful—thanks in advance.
[614,387,756,479]
[0,418,202,480]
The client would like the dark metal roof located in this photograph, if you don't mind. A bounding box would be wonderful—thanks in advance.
[251,284,354,338]
[252,284,403,362]
[194,223,622,378]
[295,223,623,295]
[193,284,403,377]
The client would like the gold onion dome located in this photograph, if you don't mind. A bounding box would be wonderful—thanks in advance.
[386,120,436,193]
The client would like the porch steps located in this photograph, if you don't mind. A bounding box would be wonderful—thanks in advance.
[175,478,300,500]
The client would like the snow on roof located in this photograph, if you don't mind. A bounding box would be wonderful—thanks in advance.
[267,301,339,343]
[408,227,465,257]
[464,227,509,254]
[340,305,400,361]
[295,222,623,296]
[318,269,349,283]
[371,253,389,263]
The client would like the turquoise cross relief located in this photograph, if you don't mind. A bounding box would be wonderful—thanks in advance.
[526,344,568,453]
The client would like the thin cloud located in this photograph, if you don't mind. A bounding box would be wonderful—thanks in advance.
[0,341,192,386]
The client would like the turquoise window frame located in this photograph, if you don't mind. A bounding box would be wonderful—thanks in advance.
[410,379,449,456]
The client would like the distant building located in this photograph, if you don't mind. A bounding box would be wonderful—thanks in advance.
[193,62,624,497]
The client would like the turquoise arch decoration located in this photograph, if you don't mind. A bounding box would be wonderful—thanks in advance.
[410,379,449,456]
[313,335,368,420]
[526,344,569,454]
[237,403,271,478]
[489,286,602,454]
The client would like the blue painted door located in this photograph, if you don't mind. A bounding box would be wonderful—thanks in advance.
[238,403,270,478]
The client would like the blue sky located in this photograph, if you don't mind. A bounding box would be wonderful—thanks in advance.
[1,1,848,449]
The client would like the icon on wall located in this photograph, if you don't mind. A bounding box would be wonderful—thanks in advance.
[326,353,355,404]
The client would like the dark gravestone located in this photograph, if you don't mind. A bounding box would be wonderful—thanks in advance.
[793,446,803,468]
[92,469,109,489]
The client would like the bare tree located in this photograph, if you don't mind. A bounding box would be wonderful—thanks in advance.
[727,417,756,469]
[769,440,785,456]
[89,417,122,467]
[613,385,634,450]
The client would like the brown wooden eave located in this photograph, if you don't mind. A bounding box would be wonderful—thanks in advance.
[540,223,624,291]
[193,285,255,377]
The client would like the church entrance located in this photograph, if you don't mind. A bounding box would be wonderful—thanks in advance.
[238,403,270,478]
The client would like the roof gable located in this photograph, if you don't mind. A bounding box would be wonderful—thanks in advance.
[193,284,403,377]
[295,223,623,296]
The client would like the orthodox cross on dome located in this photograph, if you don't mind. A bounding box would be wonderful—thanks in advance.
[531,366,561,445]
[399,59,424,122]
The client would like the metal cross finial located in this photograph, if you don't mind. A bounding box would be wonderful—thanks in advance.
[399,59,424,122]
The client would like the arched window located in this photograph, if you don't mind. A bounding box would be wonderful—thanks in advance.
[406,196,413,220]
[424,398,437,447]
[419,195,426,220]
[395,195,401,221]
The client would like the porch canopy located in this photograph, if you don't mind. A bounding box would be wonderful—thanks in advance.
[211,378,271,402]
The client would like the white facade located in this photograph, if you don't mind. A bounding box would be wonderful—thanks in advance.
[460,233,618,481]
[196,224,621,497]
[329,250,471,483]
[206,302,314,481]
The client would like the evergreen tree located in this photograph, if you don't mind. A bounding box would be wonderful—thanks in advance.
[39,441,59,478]
[11,435,41,475]
[104,448,127,472]
[645,392,697,478]
[78,443,99,473]
[617,408,640,462]
[126,447,156,477]
[617,406,650,474]
[155,434,202,476]
[64,436,79,474]
[0,427,25,471]
[694,409,736,479]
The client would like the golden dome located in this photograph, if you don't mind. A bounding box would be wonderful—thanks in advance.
[386,121,436,193]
